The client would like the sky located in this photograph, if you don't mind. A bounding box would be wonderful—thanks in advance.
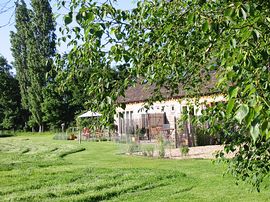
[0,0,136,64]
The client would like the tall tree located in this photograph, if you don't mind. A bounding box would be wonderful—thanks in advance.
[42,58,85,130]
[10,0,31,110]
[0,55,23,130]
[11,0,56,132]
[26,0,56,132]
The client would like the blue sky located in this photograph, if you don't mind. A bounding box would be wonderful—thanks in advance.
[0,0,136,63]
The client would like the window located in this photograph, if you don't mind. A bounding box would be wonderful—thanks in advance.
[161,106,165,112]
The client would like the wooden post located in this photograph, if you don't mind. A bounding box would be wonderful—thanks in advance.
[79,130,81,144]
[174,116,178,148]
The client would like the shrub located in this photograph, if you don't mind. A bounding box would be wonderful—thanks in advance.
[100,137,109,142]
[180,146,189,156]
[53,133,68,140]
[0,130,15,138]
[146,145,155,157]
[142,150,148,156]
[157,135,165,158]
[142,145,155,157]
[127,143,140,154]
[159,143,165,158]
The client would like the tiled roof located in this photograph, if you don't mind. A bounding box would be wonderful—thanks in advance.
[117,74,217,104]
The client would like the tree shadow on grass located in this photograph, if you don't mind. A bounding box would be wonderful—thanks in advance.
[0,134,14,138]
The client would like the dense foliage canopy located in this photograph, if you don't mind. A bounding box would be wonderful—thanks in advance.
[0,55,24,130]
[58,0,270,190]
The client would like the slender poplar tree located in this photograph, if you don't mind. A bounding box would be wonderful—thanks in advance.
[11,0,56,132]
[26,0,56,132]
[10,0,31,110]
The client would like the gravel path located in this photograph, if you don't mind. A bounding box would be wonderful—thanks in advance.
[166,145,225,159]
[132,141,234,159]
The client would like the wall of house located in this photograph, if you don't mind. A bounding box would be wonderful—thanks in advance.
[115,99,181,136]
[115,94,226,140]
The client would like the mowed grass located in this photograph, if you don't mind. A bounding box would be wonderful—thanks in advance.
[0,135,269,202]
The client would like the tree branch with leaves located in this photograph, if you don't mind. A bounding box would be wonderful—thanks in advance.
[57,0,270,190]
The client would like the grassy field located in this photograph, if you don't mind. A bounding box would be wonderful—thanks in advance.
[0,135,269,202]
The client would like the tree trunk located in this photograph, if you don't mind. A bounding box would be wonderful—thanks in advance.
[39,125,42,133]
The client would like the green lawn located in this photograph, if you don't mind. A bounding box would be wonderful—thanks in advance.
[0,135,269,202]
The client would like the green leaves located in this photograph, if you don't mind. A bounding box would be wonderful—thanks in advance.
[202,21,209,32]
[224,8,234,17]
[226,98,235,117]
[240,28,251,43]
[59,0,270,191]
[0,56,22,130]
[253,29,260,40]
[261,121,270,140]
[64,14,72,25]
[235,104,249,124]
[231,38,236,48]
[240,8,247,20]
[229,86,239,98]
[187,13,194,25]
[250,123,259,142]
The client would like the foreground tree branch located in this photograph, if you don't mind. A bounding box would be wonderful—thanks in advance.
[57,0,270,191]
